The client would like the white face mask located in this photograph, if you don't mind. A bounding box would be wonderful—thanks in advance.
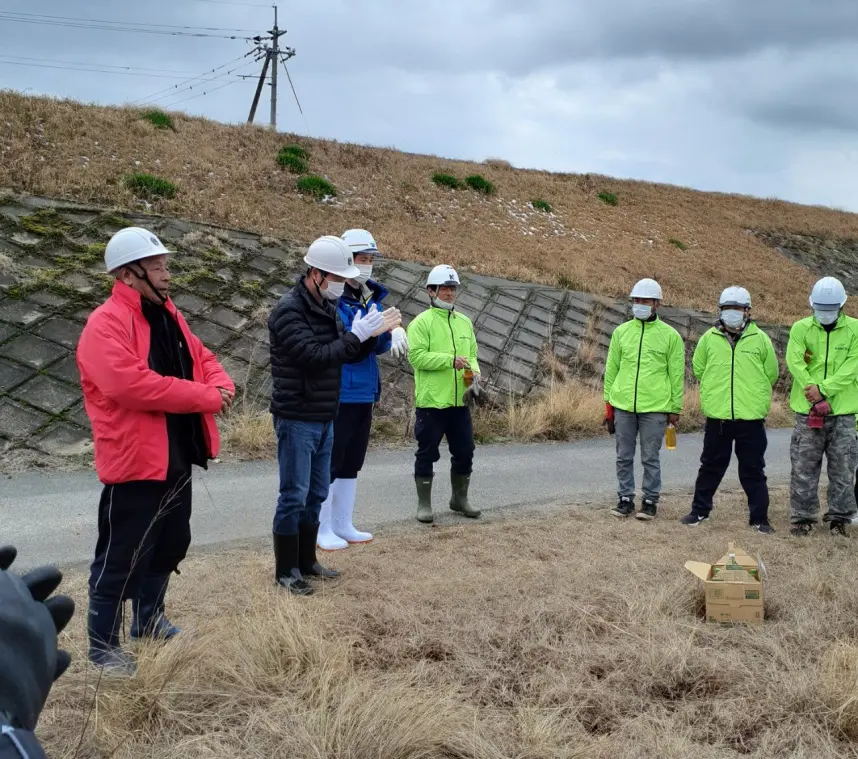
[321,278,344,301]
[355,264,373,284]
[632,304,652,321]
[815,309,839,326]
[720,310,745,331]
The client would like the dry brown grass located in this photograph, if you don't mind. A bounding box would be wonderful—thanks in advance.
[38,487,858,758]
[222,380,794,458]
[3,91,858,323]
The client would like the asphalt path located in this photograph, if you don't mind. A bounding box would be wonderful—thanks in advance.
[0,429,794,569]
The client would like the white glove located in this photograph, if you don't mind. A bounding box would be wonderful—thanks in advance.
[378,307,402,334]
[390,327,409,359]
[351,306,384,343]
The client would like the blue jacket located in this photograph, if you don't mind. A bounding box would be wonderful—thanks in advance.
[337,280,392,404]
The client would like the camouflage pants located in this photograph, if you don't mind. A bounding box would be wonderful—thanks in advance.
[789,413,858,523]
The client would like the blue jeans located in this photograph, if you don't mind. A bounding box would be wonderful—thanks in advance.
[273,416,334,535]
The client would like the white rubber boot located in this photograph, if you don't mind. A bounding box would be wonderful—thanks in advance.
[331,478,373,544]
[317,486,348,551]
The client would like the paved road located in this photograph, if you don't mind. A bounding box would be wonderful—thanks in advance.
[0,429,793,569]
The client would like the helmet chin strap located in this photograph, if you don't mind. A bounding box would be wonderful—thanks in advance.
[127,263,167,305]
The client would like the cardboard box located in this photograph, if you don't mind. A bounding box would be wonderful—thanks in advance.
[685,542,764,624]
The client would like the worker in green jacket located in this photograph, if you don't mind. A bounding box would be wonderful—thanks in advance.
[604,278,685,521]
[681,287,779,533]
[786,276,858,537]
[407,264,485,524]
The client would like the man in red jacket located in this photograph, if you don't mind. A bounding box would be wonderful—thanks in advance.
[76,226,234,674]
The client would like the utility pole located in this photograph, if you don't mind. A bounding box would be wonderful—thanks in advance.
[270,5,280,130]
[246,5,293,130]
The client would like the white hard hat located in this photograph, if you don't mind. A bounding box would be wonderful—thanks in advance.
[426,264,460,287]
[809,276,847,311]
[303,235,360,279]
[342,228,381,257]
[104,226,171,272]
[719,286,751,308]
[630,278,662,300]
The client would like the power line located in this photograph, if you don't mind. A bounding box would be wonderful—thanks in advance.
[160,76,246,109]
[0,55,234,77]
[0,59,249,80]
[0,14,251,39]
[0,11,259,34]
[133,53,257,105]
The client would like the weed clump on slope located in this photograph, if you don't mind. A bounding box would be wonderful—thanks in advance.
[277,144,310,174]
[431,172,462,190]
[296,175,336,199]
[125,173,177,199]
[141,110,174,130]
[598,191,618,206]
[465,174,495,195]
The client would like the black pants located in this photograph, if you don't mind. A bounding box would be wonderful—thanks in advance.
[414,407,475,478]
[88,473,193,601]
[331,402,373,480]
[691,418,769,524]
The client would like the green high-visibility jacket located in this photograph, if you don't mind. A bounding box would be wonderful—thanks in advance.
[407,306,481,409]
[603,317,685,414]
[692,323,779,421]
[786,313,858,415]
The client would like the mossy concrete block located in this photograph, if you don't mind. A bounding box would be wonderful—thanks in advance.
[12,374,79,414]
[208,306,248,332]
[45,355,81,385]
[0,300,49,327]
[31,422,92,457]
[34,317,83,349]
[0,334,68,369]
[0,399,48,439]
[0,358,35,393]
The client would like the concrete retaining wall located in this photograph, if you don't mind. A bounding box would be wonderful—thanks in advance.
[0,193,791,461]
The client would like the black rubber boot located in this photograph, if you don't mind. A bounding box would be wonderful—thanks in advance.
[130,573,181,640]
[299,522,341,579]
[416,476,434,523]
[273,532,313,595]
[449,472,480,518]
[88,594,136,675]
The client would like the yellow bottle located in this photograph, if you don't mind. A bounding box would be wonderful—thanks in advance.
[665,423,677,451]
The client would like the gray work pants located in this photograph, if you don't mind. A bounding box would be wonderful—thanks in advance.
[614,410,668,503]
[789,413,858,524]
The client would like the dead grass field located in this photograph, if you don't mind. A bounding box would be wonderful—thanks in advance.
[220,379,795,459]
[36,487,858,758]
[3,91,858,323]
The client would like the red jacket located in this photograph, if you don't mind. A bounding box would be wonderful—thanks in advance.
[76,281,235,485]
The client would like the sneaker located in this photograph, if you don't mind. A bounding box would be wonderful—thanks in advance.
[635,499,657,521]
[680,512,709,526]
[790,521,813,537]
[754,522,775,535]
[830,521,849,538]
[611,497,635,518]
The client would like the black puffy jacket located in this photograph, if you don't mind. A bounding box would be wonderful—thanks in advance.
[268,276,376,422]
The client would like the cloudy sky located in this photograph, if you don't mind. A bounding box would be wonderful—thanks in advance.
[2,1,858,210]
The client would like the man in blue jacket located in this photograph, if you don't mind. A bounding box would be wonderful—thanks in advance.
[316,229,410,550]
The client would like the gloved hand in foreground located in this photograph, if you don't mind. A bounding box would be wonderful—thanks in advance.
[602,403,615,435]
[463,374,489,408]
[350,305,385,343]
[0,546,75,732]
[378,307,402,335]
[390,327,409,359]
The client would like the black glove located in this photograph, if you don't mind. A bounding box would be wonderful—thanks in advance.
[0,546,75,732]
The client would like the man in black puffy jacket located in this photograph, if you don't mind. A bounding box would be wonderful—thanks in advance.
[268,235,400,595]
